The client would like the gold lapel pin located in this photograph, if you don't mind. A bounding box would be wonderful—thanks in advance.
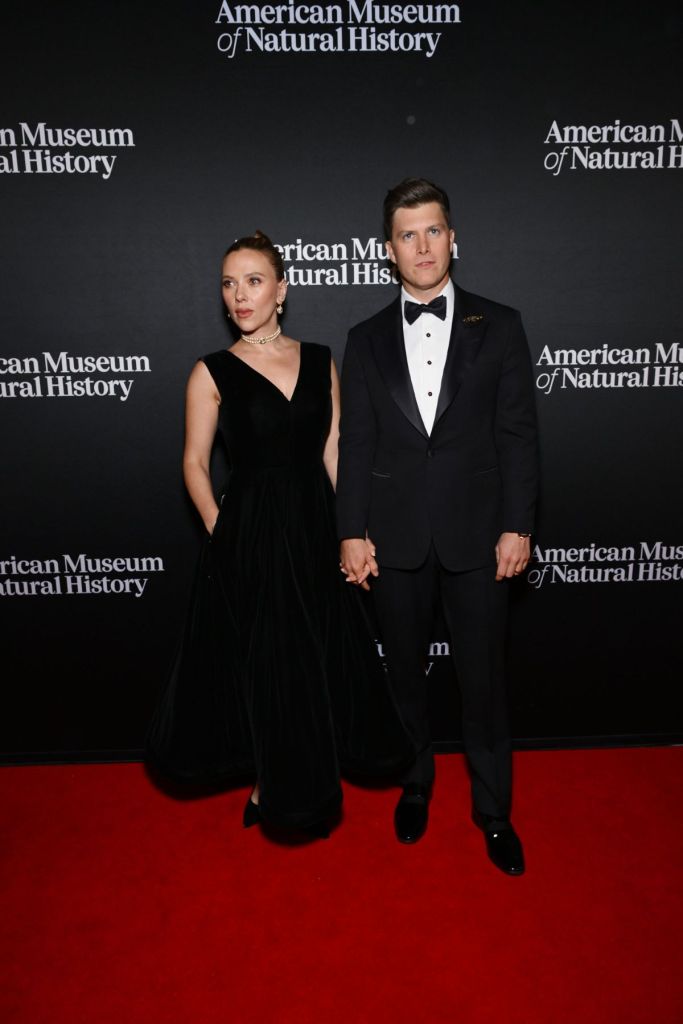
[463,314,484,324]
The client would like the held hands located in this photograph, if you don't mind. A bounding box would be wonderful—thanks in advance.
[339,536,379,591]
[495,532,531,581]
[340,532,529,584]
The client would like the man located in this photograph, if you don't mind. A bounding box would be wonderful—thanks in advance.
[336,178,538,875]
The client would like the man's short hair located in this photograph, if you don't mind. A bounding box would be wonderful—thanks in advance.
[383,178,451,239]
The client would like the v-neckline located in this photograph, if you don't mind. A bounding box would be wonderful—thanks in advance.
[226,343,303,404]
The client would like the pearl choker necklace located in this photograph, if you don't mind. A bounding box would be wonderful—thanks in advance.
[240,326,282,346]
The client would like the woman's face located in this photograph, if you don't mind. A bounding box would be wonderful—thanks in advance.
[221,249,286,336]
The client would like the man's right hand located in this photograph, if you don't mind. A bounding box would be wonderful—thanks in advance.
[339,538,379,591]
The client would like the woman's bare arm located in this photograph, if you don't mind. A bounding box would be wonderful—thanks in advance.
[322,358,341,490]
[182,361,221,533]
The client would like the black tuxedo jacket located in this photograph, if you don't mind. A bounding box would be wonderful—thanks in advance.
[336,282,539,571]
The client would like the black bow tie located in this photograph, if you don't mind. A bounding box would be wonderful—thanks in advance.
[404,295,447,325]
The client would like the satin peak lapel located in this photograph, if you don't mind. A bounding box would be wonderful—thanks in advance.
[433,303,488,428]
[371,302,428,438]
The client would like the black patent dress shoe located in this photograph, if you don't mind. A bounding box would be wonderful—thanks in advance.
[472,810,525,875]
[301,819,330,840]
[395,785,429,844]
[243,796,261,828]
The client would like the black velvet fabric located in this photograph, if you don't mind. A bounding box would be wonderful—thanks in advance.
[147,343,414,827]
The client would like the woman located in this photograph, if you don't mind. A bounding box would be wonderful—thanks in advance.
[147,231,413,835]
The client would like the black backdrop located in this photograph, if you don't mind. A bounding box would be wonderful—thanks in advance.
[2,1,682,761]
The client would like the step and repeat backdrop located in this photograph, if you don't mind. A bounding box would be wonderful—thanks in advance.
[1,2,681,759]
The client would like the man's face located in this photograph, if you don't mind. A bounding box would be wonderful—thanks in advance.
[385,201,455,301]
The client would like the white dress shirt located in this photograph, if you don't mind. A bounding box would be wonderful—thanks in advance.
[401,278,455,435]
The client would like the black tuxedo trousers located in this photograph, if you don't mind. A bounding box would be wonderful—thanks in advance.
[372,549,511,817]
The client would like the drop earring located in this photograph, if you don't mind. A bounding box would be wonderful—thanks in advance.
[276,302,284,315]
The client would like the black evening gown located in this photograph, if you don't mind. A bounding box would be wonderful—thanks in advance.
[147,342,413,828]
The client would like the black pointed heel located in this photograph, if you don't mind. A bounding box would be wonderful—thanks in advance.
[243,797,261,829]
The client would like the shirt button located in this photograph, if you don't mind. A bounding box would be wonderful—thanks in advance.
[426,333,431,338]
[427,360,432,365]
[427,391,433,397]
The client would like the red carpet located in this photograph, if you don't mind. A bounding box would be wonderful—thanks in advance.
[1,749,682,1023]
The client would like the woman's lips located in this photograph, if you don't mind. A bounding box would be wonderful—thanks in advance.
[235,309,253,318]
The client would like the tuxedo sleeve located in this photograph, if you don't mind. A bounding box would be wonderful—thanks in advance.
[336,331,377,541]
[494,311,539,533]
